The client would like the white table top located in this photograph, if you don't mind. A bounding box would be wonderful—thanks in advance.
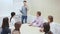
[10,24,44,34]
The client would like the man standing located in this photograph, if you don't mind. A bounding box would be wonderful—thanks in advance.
[20,1,28,24]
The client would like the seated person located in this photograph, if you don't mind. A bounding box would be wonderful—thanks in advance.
[10,12,16,27]
[10,12,20,27]
[48,15,57,34]
[10,12,16,22]
[40,15,58,34]
[11,21,21,34]
[40,22,53,34]
[1,17,11,34]
[29,11,44,27]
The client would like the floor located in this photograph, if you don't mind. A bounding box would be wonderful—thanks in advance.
[10,24,44,34]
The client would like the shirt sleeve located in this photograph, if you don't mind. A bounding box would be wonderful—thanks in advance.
[36,19,44,27]
[32,20,36,23]
[27,6,29,11]
[20,6,23,14]
[50,23,57,34]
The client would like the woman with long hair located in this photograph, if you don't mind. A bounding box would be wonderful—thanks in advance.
[1,17,11,34]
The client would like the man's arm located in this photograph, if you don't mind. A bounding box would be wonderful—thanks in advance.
[29,19,36,26]
[27,6,29,11]
[20,10,23,14]
[20,6,23,14]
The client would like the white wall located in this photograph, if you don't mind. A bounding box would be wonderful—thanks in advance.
[28,0,60,23]
[0,0,13,17]
[0,0,23,17]
[0,0,60,23]
[13,0,23,15]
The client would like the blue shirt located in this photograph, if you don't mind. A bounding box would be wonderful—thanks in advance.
[21,6,28,16]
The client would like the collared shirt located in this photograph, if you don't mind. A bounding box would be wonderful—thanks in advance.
[21,6,28,16]
[32,16,44,27]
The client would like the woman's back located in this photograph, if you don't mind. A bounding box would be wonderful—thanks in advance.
[1,27,11,34]
[1,17,11,34]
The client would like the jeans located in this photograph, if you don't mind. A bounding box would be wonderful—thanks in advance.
[21,16,27,24]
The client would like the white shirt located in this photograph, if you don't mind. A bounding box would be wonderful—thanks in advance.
[50,22,60,34]
[9,15,21,27]
[32,16,45,27]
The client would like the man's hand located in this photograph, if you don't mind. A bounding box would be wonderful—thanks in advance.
[29,24,32,26]
[29,23,32,26]
[40,28,44,32]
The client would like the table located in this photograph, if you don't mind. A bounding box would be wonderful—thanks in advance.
[10,24,44,34]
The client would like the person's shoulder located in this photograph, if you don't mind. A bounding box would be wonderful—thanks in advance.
[48,31,53,34]
[51,22,56,25]
[39,16,45,20]
[43,22,49,25]
[50,22,57,27]
[12,30,20,34]
[39,16,44,19]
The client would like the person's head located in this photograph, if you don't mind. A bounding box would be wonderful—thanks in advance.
[23,1,27,6]
[10,12,15,22]
[36,11,41,17]
[43,22,50,33]
[14,21,21,31]
[48,15,53,23]
[11,12,15,17]
[2,17,9,28]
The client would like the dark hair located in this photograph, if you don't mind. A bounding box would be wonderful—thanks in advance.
[37,11,41,16]
[14,21,21,31]
[48,15,53,22]
[43,22,50,33]
[10,12,15,22]
[2,17,9,28]
[23,1,27,2]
